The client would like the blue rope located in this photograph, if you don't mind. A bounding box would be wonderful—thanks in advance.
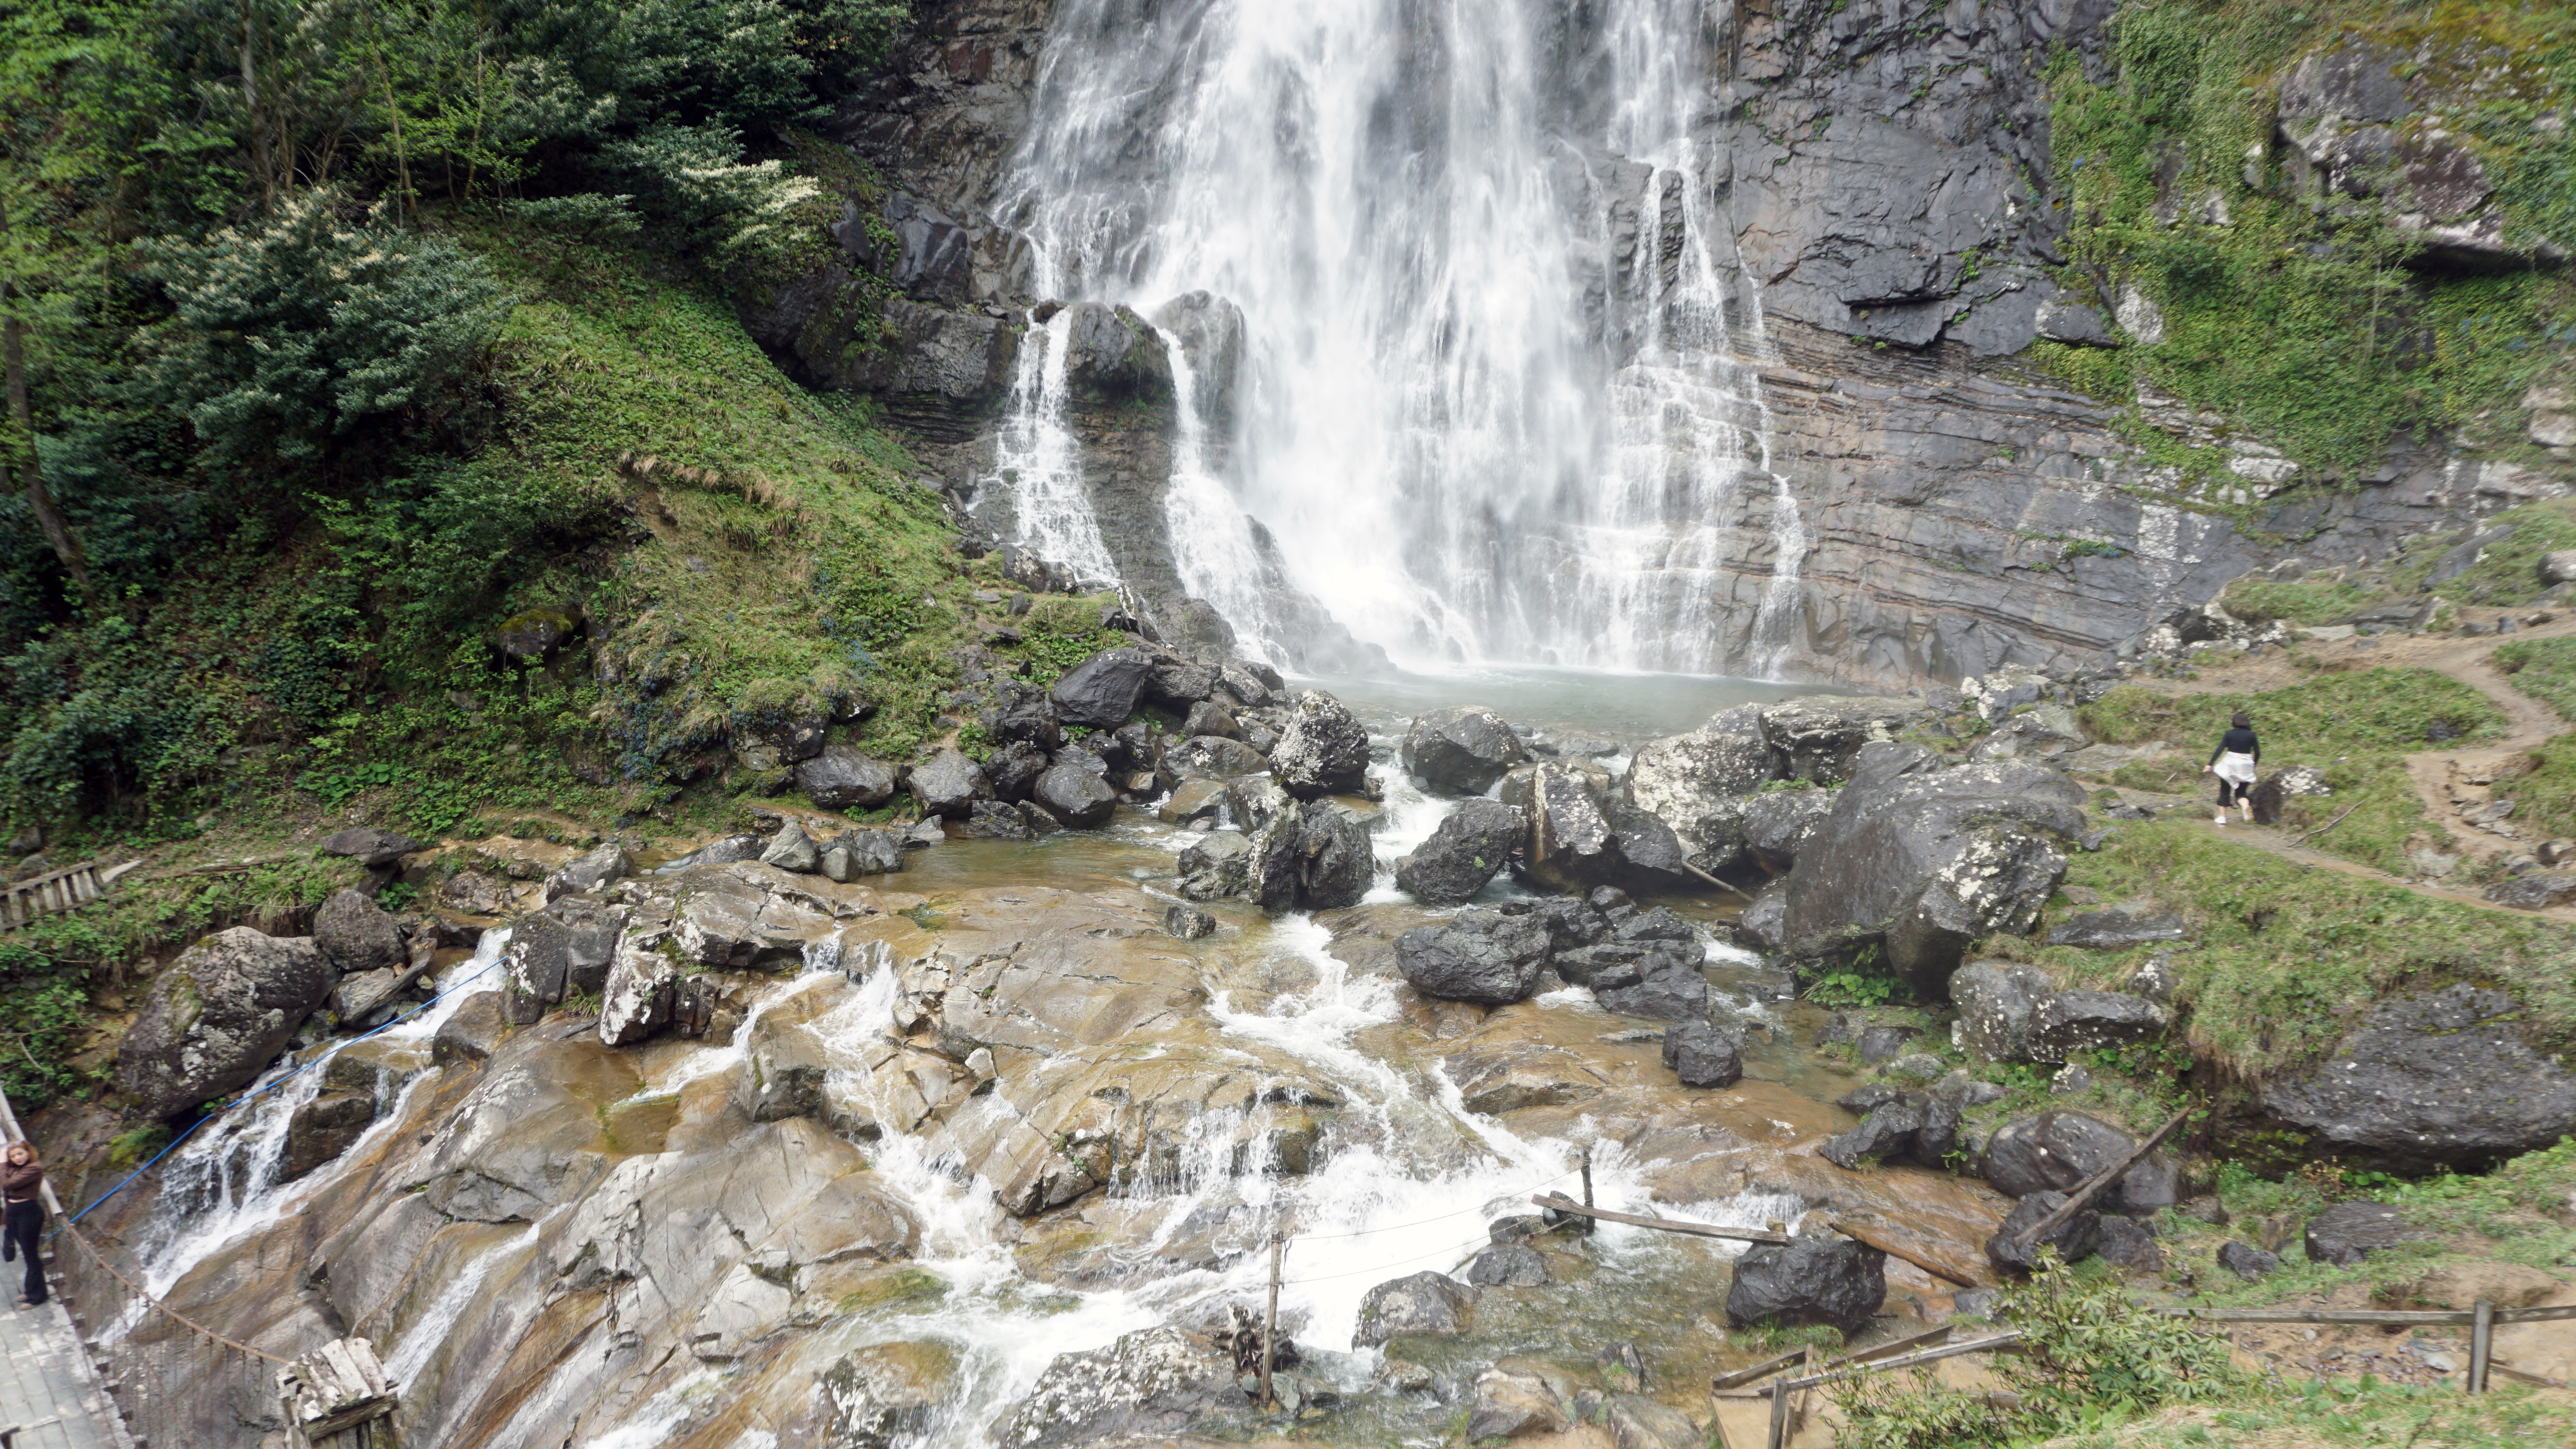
[60,954,506,1230]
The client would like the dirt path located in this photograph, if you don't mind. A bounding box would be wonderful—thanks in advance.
[2114,613,2576,922]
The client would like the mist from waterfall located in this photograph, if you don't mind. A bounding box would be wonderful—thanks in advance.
[987,0,1808,676]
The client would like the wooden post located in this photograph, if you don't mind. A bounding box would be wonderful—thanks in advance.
[2470,1299,2493,1394]
[1580,1149,1594,1211]
[1260,1234,1281,1409]
[1765,1379,1790,1449]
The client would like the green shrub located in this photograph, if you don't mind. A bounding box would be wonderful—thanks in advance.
[2219,577,2380,627]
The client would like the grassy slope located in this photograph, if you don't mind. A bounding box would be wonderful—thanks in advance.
[2081,669,2502,873]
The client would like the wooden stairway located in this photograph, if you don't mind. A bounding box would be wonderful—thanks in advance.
[0,861,140,932]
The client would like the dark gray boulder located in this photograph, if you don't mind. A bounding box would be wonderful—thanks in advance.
[1742,788,1838,869]
[984,740,1049,802]
[955,801,1032,839]
[1146,658,1219,709]
[1401,706,1531,793]
[1723,1238,1886,1332]
[1759,697,1923,783]
[2484,873,2576,910]
[1525,763,1627,889]
[313,888,405,976]
[2259,984,2576,1170]
[1245,799,1373,911]
[117,928,334,1118]
[1951,961,2055,1062]
[1663,1019,1744,1088]
[759,820,821,873]
[1464,1244,1548,1288]
[1733,878,1789,954]
[1271,690,1372,798]
[1162,904,1216,940]
[980,681,1064,750]
[1981,1111,2138,1201]
[2047,909,2190,949]
[1354,1271,1478,1346]
[1177,830,1252,901]
[1593,959,1711,1022]
[500,896,622,1023]
[2096,1216,2165,1272]
[1033,763,1118,828]
[1218,661,1273,709]
[1395,910,1553,1005]
[1855,1024,1920,1064]
[316,827,425,868]
[1985,1190,2101,1273]
[909,748,991,818]
[1821,1100,1929,1169]
[796,745,899,811]
[826,830,906,879]
[544,842,632,901]
[992,1325,1237,1449]
[1182,699,1239,739]
[1604,798,1696,890]
[1780,755,2084,994]
[1513,895,1611,955]
[2218,1241,2281,1280]
[2027,991,2169,1062]
[1622,706,1773,866]
[1167,734,1269,781]
[1050,647,1157,730]
[1394,799,1525,904]
[2304,1201,2432,1267]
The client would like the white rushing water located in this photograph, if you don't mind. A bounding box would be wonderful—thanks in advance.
[988,0,1808,676]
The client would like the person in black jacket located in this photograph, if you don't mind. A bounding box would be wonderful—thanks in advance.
[2205,710,2259,825]
[1,1141,45,1306]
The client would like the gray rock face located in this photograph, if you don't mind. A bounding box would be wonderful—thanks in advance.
[1396,910,1554,1005]
[1245,799,1373,911]
[1402,706,1531,792]
[1032,763,1118,828]
[984,740,1048,802]
[2303,1201,2430,1267]
[796,745,899,811]
[314,888,405,976]
[1741,788,1837,869]
[2259,985,2576,1170]
[1780,756,2084,993]
[993,1325,1236,1449]
[1050,647,1157,730]
[1394,799,1525,903]
[1951,961,2052,1062]
[1464,1243,1548,1288]
[598,933,678,1048]
[284,1091,378,1180]
[2026,991,2169,1062]
[910,748,992,818]
[1271,690,1372,798]
[1354,1271,1478,1346]
[1759,696,1919,783]
[1986,1190,2101,1273]
[117,928,333,1117]
[1723,1238,1886,1332]
[502,896,624,1023]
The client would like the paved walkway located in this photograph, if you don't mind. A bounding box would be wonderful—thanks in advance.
[0,1291,131,1449]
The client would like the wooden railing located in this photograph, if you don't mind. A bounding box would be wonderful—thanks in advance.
[0,857,141,931]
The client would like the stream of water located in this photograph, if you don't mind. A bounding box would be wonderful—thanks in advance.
[983,0,1810,677]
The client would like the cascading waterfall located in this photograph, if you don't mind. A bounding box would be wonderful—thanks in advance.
[982,308,1121,586]
[990,0,1808,675]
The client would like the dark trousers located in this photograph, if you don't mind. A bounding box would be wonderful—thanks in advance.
[2216,776,2251,807]
[5,1199,44,1304]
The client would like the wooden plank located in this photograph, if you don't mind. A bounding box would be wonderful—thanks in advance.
[2155,1303,2576,1327]
[1713,1333,2025,1398]
[1710,1351,1805,1390]
[1828,1217,1986,1288]
[1531,1194,1789,1244]
[1819,1325,1951,1373]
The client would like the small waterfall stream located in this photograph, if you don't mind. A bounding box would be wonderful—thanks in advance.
[988,0,1810,676]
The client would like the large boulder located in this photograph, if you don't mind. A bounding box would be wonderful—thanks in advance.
[1820,1099,1929,1170]
[1465,1362,1569,1440]
[544,842,632,901]
[817,1340,957,1449]
[909,748,992,819]
[1723,1237,1886,1332]
[1395,910,1554,1005]
[2304,1201,2432,1267]
[1663,1019,1744,1088]
[1049,647,1157,730]
[1981,1111,2158,1207]
[1245,799,1373,911]
[1271,690,1372,798]
[1032,764,1118,828]
[501,896,623,1023]
[1733,878,1789,954]
[313,888,404,976]
[316,826,424,867]
[985,740,1049,802]
[1951,961,2055,1063]
[116,928,334,1118]
[1394,800,1525,903]
[1354,1271,1478,1346]
[1741,788,1838,869]
[980,680,1065,750]
[1177,830,1253,900]
[1166,735,1268,782]
[1622,706,1773,865]
[2026,991,2169,1062]
[2259,985,2576,1170]
[759,820,822,873]
[796,745,899,810]
[1985,1190,2102,1273]
[992,1325,1236,1448]
[1590,949,1712,1022]
[1758,696,1919,783]
[1401,707,1530,793]
[1779,752,2084,993]
[1525,763,1626,890]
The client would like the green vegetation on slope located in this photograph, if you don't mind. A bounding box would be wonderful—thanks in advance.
[2082,669,2500,871]
[2038,0,2576,485]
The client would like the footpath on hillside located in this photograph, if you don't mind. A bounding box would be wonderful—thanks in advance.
[2103,618,2576,924]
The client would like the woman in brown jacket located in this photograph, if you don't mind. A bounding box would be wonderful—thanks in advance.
[2,1142,45,1306]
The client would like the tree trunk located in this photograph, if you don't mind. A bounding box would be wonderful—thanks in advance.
[0,195,95,607]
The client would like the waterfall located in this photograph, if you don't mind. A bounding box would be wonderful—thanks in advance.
[988,0,1810,677]
[981,308,1121,586]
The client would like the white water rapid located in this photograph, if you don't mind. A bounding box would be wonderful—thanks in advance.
[988,0,1808,675]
